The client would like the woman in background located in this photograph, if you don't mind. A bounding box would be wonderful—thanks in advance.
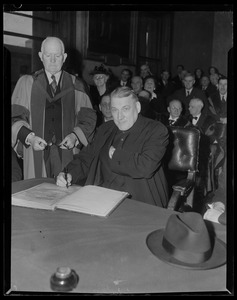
[144,75,166,119]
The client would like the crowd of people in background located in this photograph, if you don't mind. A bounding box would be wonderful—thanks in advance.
[11,37,227,221]
[85,62,227,129]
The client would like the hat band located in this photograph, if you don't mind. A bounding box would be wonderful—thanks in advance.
[162,237,212,264]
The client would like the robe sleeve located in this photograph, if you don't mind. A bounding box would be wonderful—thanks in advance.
[11,75,33,149]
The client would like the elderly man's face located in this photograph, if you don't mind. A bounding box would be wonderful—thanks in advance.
[131,77,143,94]
[188,100,202,116]
[168,101,182,119]
[183,75,195,90]
[111,95,141,131]
[39,38,67,74]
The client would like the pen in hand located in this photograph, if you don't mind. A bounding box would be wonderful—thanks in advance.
[64,167,69,189]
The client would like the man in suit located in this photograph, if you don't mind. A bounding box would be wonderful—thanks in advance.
[188,98,216,135]
[140,64,152,81]
[168,73,210,117]
[160,99,190,127]
[131,76,143,95]
[156,69,176,104]
[208,77,227,123]
[118,68,132,87]
[172,64,185,91]
[96,93,114,127]
[199,75,218,98]
[11,37,96,179]
[56,86,170,208]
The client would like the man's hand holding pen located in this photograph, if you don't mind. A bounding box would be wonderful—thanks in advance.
[56,169,72,188]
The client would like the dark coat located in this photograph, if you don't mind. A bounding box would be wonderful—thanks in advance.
[189,112,217,137]
[160,113,191,127]
[199,84,217,98]
[114,79,132,88]
[67,115,169,207]
[208,91,227,119]
[89,85,104,110]
[156,80,176,103]
[172,75,183,91]
[138,97,159,120]
[149,93,166,114]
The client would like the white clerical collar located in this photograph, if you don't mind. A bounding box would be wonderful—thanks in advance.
[45,70,62,84]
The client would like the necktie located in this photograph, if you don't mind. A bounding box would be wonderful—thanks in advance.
[186,90,190,97]
[193,116,198,120]
[169,119,175,125]
[221,96,225,102]
[51,74,57,96]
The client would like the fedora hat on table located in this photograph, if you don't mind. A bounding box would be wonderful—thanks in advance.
[146,212,226,270]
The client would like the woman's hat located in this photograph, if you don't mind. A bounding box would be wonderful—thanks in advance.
[146,212,226,270]
[90,64,110,76]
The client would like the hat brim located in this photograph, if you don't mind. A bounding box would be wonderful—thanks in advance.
[146,229,226,270]
[218,212,226,226]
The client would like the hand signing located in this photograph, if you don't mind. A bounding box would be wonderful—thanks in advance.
[56,171,72,187]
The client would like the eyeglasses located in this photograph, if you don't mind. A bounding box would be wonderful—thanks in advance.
[94,75,105,80]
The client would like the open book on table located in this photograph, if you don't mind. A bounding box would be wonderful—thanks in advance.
[12,182,129,217]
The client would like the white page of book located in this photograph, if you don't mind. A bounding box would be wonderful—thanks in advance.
[12,183,81,210]
[57,185,128,216]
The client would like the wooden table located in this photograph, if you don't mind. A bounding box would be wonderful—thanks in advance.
[9,178,228,295]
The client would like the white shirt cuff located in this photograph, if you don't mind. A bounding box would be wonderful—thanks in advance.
[25,132,35,145]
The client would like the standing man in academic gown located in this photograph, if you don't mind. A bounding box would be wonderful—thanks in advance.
[12,36,96,179]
